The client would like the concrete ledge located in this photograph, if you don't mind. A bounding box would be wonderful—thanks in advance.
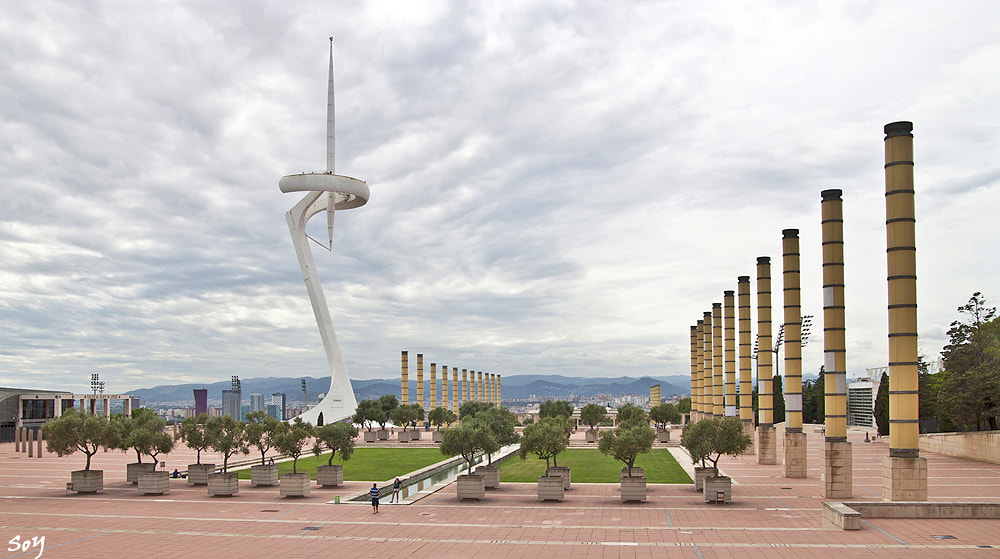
[822,502,861,530]
[843,501,1000,519]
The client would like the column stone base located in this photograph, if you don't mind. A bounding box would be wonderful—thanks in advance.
[882,455,927,502]
[757,425,776,465]
[742,420,755,454]
[783,431,807,478]
[822,441,852,499]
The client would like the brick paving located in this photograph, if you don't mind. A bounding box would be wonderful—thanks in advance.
[2,426,998,558]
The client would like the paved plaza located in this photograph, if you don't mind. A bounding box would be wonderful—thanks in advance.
[2,426,998,558]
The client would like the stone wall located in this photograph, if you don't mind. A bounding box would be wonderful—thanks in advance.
[919,430,1000,464]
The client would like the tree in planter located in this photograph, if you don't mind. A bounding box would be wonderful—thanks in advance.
[598,420,655,477]
[244,410,281,466]
[471,407,519,465]
[616,403,647,427]
[312,422,358,465]
[273,417,314,474]
[649,403,681,431]
[391,403,424,432]
[42,408,109,471]
[681,417,751,470]
[176,414,211,464]
[440,421,497,472]
[428,407,456,430]
[353,399,380,432]
[580,404,607,433]
[517,417,569,469]
[107,408,173,470]
[205,415,248,473]
[376,394,399,432]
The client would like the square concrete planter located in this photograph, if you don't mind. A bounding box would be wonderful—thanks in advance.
[585,430,598,443]
[475,465,500,489]
[703,475,732,503]
[251,464,279,486]
[364,431,377,443]
[398,430,410,442]
[693,466,718,492]
[126,462,156,484]
[138,471,170,496]
[456,474,485,500]
[316,464,344,487]
[537,475,565,501]
[432,431,444,443]
[279,472,311,497]
[409,430,421,441]
[546,466,571,489]
[657,430,671,443]
[621,467,644,478]
[207,472,239,496]
[620,475,647,502]
[70,470,103,494]
[377,429,389,440]
[187,463,215,485]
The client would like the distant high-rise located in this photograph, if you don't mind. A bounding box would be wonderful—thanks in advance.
[222,389,242,421]
[249,393,265,414]
[272,393,287,422]
[193,389,208,416]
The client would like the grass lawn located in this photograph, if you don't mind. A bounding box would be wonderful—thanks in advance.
[237,448,447,481]
[499,449,691,484]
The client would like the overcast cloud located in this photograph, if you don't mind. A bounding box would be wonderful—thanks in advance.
[2,1,998,393]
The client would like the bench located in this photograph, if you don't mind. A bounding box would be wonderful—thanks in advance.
[822,502,861,530]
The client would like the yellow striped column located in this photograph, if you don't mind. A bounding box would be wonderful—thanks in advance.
[442,366,450,411]
[451,367,457,412]
[821,189,852,498]
[782,229,807,477]
[497,375,502,406]
[738,276,755,451]
[417,353,424,411]
[650,385,661,407]
[695,320,705,420]
[883,121,927,501]
[756,256,776,464]
[401,351,409,404]
[712,303,724,417]
[470,370,477,402]
[430,363,437,409]
[724,291,737,417]
[703,312,714,418]
[490,373,497,406]
[478,371,484,402]
[690,324,699,422]
[462,369,469,407]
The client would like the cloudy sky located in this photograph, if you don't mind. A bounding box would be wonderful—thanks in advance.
[2,1,998,394]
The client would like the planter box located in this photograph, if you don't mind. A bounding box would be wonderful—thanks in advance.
[537,475,565,501]
[456,474,485,500]
[621,475,647,502]
[377,429,389,440]
[621,467,644,478]
[475,465,500,489]
[316,464,344,487]
[432,431,444,443]
[187,463,215,486]
[279,472,311,497]
[397,430,410,442]
[251,464,279,487]
[693,466,718,492]
[70,470,103,494]
[657,430,671,443]
[409,430,421,441]
[703,475,732,503]
[585,430,598,443]
[364,431,377,443]
[547,466,571,489]
[138,471,170,496]
[126,462,156,484]
[207,472,239,496]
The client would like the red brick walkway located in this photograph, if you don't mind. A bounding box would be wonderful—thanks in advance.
[2,427,998,558]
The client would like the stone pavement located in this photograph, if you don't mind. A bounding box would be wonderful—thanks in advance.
[2,426,999,558]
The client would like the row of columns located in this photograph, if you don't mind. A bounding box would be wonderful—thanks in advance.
[400,351,502,412]
[687,121,925,501]
[12,428,44,458]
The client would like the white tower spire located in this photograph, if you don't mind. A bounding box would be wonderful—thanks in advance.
[326,37,335,174]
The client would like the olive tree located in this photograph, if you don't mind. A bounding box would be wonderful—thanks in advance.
[41,408,109,471]
[312,422,358,466]
[649,403,681,430]
[273,417,314,474]
[681,417,751,469]
[244,410,281,466]
[428,406,456,430]
[598,421,655,477]
[579,404,607,432]
[175,413,211,464]
[205,415,248,473]
[440,421,497,472]
[518,417,569,470]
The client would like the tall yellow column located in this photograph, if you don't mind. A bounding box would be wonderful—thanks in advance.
[442,366,449,411]
[417,353,424,411]
[782,229,807,478]
[462,369,469,407]
[430,363,437,409]
[401,351,409,405]
[690,324,699,422]
[470,370,476,402]
[477,371,483,402]
[724,290,737,417]
[712,303,724,417]
[883,121,927,501]
[451,367,457,412]
[756,256,776,464]
[821,189,852,498]
[738,276,754,450]
[702,312,714,418]
[490,373,496,406]
[650,385,661,407]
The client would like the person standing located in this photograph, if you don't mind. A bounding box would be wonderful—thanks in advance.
[370,483,380,513]
[390,478,401,503]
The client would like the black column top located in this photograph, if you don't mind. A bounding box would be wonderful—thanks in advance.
[884,121,913,138]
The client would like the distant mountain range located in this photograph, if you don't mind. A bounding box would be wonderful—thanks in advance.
[126,374,692,406]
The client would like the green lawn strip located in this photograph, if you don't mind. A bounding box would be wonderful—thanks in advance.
[499,448,692,484]
[237,448,447,481]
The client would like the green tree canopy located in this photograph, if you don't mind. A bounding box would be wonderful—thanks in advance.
[273,417,314,474]
[772,374,786,424]
[205,415,248,473]
[874,372,890,436]
[616,404,647,427]
[471,406,520,464]
[175,413,211,464]
[244,410,282,466]
[428,406,456,430]
[107,408,172,466]
[439,421,497,472]
[939,293,1000,430]
[677,397,691,414]
[42,408,109,471]
[312,421,358,466]
[681,417,751,469]
[649,403,681,430]
[459,400,493,421]
[518,416,569,470]
[579,404,607,431]
[598,421,655,476]
[538,400,574,420]
[391,403,424,431]
[353,399,382,432]
[802,367,825,424]
[376,394,399,430]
